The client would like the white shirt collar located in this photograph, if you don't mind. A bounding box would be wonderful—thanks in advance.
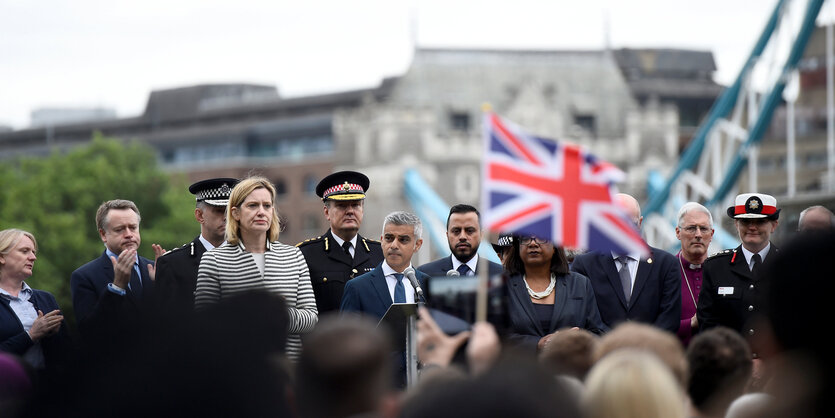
[451,254,478,275]
[740,242,771,267]
[199,235,221,251]
[330,231,357,250]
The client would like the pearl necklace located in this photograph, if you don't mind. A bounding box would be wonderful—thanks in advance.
[523,274,556,299]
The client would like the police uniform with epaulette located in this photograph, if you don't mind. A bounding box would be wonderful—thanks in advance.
[154,177,239,313]
[297,230,382,314]
[155,237,207,312]
[297,171,384,314]
[697,193,781,359]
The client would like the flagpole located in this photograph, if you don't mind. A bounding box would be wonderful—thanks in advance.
[477,102,493,324]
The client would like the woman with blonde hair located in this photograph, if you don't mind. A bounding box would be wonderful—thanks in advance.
[1,229,69,372]
[584,349,687,418]
[195,176,317,361]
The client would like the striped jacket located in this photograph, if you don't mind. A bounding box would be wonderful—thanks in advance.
[195,240,318,361]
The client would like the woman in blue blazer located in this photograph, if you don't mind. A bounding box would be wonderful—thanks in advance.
[0,229,69,371]
[504,235,606,353]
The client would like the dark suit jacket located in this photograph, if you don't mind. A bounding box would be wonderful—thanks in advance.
[340,264,429,320]
[570,247,681,333]
[298,230,383,315]
[417,255,503,278]
[1,288,70,369]
[70,251,154,338]
[154,236,206,312]
[506,272,606,350]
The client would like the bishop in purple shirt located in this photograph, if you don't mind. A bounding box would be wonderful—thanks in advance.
[674,202,714,346]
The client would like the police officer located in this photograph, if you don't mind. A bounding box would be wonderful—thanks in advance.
[155,177,238,313]
[297,171,383,314]
[697,192,780,357]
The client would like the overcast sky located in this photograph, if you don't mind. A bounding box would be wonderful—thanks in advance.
[2,0,825,129]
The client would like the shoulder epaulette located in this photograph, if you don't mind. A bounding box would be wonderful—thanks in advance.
[296,236,323,248]
[706,249,734,260]
[159,242,189,258]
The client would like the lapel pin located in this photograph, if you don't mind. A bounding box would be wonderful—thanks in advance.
[647,258,653,264]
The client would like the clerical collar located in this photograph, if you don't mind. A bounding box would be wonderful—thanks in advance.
[678,252,702,270]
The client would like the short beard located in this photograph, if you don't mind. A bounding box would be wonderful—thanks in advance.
[451,246,478,263]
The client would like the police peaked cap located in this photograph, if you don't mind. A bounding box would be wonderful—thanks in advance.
[189,177,240,206]
[316,171,370,201]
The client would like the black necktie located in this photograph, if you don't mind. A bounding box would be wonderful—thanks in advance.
[457,263,471,276]
[129,266,143,299]
[617,256,632,304]
[751,253,762,276]
[342,241,352,258]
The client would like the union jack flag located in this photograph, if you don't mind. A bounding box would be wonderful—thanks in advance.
[481,112,648,256]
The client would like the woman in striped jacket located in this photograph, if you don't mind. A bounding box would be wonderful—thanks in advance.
[195,176,318,361]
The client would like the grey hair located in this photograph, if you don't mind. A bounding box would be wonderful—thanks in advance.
[382,211,423,239]
[677,202,713,228]
[798,205,835,230]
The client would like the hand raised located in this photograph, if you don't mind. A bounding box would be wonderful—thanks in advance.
[28,309,63,341]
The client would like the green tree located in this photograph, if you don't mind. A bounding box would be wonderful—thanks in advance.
[0,134,196,325]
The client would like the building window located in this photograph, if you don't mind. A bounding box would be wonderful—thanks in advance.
[274,178,287,199]
[303,174,318,197]
[573,114,596,136]
[302,213,321,238]
[450,112,470,132]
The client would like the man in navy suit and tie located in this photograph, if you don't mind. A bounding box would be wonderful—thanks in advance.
[570,193,680,333]
[417,204,503,279]
[341,211,428,320]
[71,199,156,340]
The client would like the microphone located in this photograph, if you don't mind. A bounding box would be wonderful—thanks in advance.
[446,269,460,277]
[403,267,425,302]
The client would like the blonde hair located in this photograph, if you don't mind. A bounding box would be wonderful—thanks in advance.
[594,322,688,387]
[225,176,280,245]
[584,349,686,418]
[0,229,37,277]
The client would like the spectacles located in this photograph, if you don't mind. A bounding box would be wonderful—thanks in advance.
[682,225,712,234]
[519,236,551,245]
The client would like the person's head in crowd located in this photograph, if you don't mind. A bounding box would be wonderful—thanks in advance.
[295,314,395,418]
[95,199,141,254]
[226,176,280,245]
[687,326,753,418]
[594,322,688,388]
[797,205,834,232]
[759,230,835,418]
[726,193,780,254]
[503,234,570,276]
[400,353,581,418]
[0,352,32,416]
[189,177,238,247]
[724,393,774,418]
[615,193,643,229]
[491,233,514,264]
[380,211,423,273]
[539,328,599,381]
[446,204,483,263]
[676,202,714,264]
[584,349,687,418]
[317,171,369,242]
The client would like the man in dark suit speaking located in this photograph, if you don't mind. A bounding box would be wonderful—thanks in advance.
[417,204,503,279]
[340,211,428,320]
[570,193,680,333]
